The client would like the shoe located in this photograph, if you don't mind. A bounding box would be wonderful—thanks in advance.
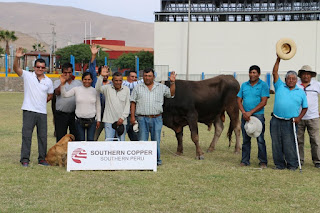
[38,160,50,166]
[240,163,248,167]
[315,163,320,168]
[157,161,162,166]
[288,167,297,171]
[272,167,285,170]
[260,163,267,169]
[21,162,29,167]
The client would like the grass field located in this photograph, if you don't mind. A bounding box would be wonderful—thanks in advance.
[0,92,320,212]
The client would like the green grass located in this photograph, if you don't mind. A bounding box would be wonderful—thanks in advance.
[0,92,319,212]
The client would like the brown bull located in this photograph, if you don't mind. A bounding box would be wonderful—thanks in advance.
[162,75,241,159]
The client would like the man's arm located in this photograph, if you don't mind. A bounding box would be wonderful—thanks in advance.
[47,94,53,102]
[169,71,176,96]
[130,102,136,125]
[294,108,308,124]
[13,47,24,77]
[273,56,281,83]
[88,44,99,87]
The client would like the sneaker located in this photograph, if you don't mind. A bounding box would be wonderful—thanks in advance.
[315,163,320,168]
[21,162,29,167]
[260,163,267,169]
[38,160,50,166]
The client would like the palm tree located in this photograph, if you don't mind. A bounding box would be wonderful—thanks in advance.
[0,30,18,55]
[32,43,46,52]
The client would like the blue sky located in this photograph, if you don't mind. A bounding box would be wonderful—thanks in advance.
[0,0,161,22]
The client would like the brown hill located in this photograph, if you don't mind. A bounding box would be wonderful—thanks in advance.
[0,2,154,50]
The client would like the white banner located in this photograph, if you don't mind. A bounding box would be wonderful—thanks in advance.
[67,141,157,172]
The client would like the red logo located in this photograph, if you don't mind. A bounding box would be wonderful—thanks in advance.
[72,148,87,163]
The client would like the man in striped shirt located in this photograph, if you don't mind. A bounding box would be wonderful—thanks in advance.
[130,68,176,165]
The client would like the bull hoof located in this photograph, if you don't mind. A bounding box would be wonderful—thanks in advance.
[195,155,205,160]
[175,152,183,156]
[207,148,215,153]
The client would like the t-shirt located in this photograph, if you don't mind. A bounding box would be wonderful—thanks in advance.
[297,79,320,120]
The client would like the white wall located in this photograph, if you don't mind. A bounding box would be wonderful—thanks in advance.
[154,21,320,78]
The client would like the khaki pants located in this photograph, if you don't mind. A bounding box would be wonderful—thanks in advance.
[297,118,320,165]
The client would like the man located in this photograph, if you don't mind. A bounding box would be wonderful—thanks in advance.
[296,65,320,168]
[271,56,308,170]
[96,71,130,141]
[122,70,143,141]
[88,44,111,140]
[237,65,269,168]
[53,63,82,142]
[13,47,54,167]
[130,68,176,165]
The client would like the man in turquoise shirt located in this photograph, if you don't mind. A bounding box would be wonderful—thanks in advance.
[237,65,269,168]
[271,56,308,170]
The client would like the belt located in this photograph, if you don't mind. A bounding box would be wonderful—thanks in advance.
[271,112,292,121]
[138,114,161,118]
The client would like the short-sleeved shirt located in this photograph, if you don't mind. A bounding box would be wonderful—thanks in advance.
[237,79,270,115]
[297,79,320,120]
[21,70,53,114]
[53,79,82,113]
[273,78,308,119]
[130,82,172,115]
[122,79,143,94]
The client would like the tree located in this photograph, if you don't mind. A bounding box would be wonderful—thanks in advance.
[113,51,154,71]
[55,43,109,69]
[0,30,18,55]
[0,46,4,56]
[32,43,46,52]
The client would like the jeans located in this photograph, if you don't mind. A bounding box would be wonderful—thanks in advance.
[54,111,76,142]
[137,115,163,165]
[241,114,267,166]
[20,110,47,164]
[270,116,298,169]
[104,123,125,141]
[126,116,139,141]
[297,118,320,165]
[75,119,96,141]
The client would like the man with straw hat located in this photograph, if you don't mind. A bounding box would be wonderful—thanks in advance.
[271,56,308,170]
[296,65,320,168]
[237,65,269,169]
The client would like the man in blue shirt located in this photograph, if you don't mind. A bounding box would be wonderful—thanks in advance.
[237,65,269,168]
[271,56,308,170]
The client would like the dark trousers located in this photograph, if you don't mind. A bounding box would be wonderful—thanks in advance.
[20,110,47,164]
[75,119,96,141]
[126,116,139,141]
[54,110,76,142]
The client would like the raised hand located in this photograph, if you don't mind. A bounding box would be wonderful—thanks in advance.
[59,74,67,85]
[169,71,177,82]
[15,47,25,58]
[101,66,110,77]
[91,44,99,55]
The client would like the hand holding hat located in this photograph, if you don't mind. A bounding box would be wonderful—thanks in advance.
[276,38,297,60]
[244,116,263,138]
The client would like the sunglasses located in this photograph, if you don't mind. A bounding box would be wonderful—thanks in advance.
[36,66,46,69]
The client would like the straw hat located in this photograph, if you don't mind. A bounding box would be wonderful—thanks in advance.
[244,116,262,138]
[298,65,317,78]
[276,38,297,60]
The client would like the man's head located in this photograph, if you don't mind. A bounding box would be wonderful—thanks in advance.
[62,63,73,81]
[298,65,316,84]
[285,70,298,89]
[98,66,110,81]
[34,58,46,76]
[249,65,260,83]
[112,72,123,90]
[143,68,155,86]
[127,71,138,83]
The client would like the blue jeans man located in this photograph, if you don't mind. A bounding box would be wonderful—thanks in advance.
[241,114,267,166]
[137,115,163,165]
[270,116,298,170]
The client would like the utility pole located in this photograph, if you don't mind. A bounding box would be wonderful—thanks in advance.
[50,22,56,72]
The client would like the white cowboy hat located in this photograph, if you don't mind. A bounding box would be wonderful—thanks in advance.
[244,116,262,138]
[133,121,139,133]
[298,65,317,78]
[276,38,297,60]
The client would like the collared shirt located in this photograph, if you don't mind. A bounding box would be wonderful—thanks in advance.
[130,82,172,115]
[273,78,308,119]
[122,79,143,94]
[297,79,320,120]
[53,79,82,113]
[21,70,53,114]
[96,76,130,124]
[237,79,269,115]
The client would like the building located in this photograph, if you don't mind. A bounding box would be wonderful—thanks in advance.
[154,0,320,81]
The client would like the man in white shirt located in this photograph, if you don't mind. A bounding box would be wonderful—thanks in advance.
[296,65,320,168]
[13,47,54,167]
[96,71,130,141]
